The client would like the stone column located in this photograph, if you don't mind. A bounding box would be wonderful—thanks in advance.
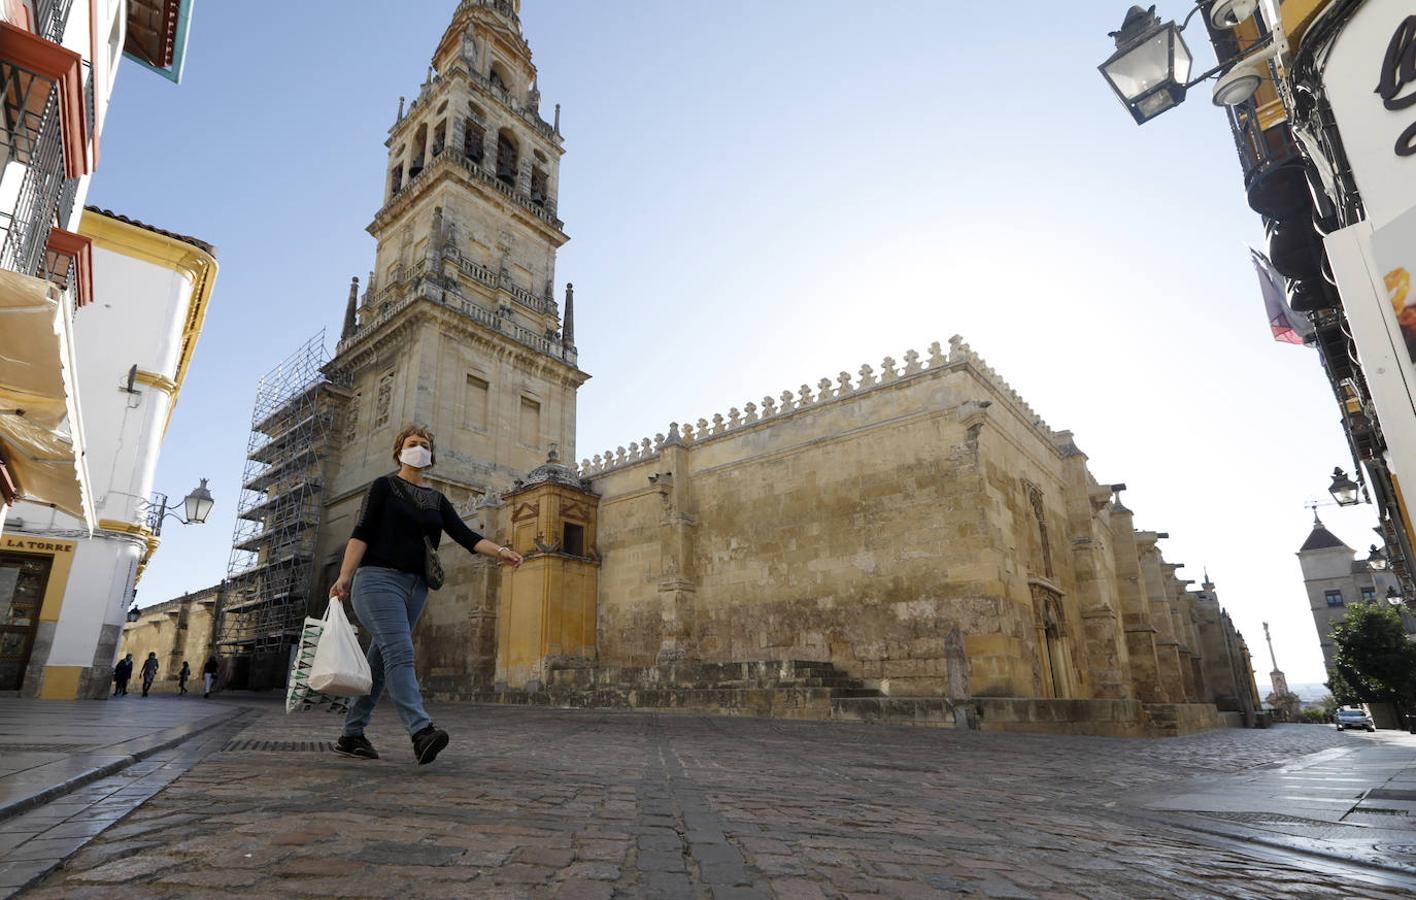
[1111,507,1164,702]
[1054,439,1130,699]
[1137,536,1183,702]
[655,431,698,665]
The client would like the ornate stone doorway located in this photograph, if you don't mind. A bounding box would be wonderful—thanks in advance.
[1031,582,1074,699]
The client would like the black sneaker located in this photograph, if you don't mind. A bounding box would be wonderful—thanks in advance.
[334,734,379,760]
[411,724,449,765]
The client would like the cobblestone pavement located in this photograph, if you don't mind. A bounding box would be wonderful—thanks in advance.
[20,704,1416,898]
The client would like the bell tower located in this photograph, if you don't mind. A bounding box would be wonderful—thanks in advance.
[325,0,588,514]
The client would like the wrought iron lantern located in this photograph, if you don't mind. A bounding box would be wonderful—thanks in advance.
[183,478,215,525]
[1099,5,1193,124]
[1367,544,1389,571]
[1328,468,1360,507]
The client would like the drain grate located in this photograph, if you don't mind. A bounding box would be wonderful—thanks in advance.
[0,743,94,752]
[1194,810,1338,828]
[221,739,334,753]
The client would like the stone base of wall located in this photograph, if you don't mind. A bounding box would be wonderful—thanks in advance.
[472,658,1231,738]
[973,698,1148,737]
[1142,702,1222,737]
[1217,710,1247,729]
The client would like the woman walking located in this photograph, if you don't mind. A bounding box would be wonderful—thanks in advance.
[329,425,522,765]
[178,661,191,695]
[140,652,159,696]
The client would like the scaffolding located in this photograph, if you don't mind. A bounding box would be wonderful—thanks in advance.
[219,331,337,689]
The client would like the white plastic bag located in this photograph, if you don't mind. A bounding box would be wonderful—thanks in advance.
[307,598,373,696]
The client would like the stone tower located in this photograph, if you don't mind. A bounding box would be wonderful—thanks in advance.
[313,0,588,689]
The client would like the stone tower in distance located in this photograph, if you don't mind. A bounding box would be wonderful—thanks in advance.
[315,0,587,627]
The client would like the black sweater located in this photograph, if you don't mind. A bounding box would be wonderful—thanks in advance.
[351,474,486,577]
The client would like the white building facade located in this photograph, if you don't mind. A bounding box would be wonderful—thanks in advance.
[4,208,216,698]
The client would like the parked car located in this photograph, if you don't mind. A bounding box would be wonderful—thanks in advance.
[1335,708,1376,732]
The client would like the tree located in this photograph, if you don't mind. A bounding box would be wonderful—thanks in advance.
[1330,601,1416,723]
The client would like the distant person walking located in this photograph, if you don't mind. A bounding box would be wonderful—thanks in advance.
[140,652,159,697]
[113,654,133,696]
[178,661,191,695]
[327,425,521,765]
[202,657,217,698]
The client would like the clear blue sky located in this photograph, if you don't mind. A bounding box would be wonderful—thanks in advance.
[93,1,1374,686]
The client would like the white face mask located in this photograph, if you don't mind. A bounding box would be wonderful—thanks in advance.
[399,445,433,469]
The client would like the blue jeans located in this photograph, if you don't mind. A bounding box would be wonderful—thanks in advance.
[341,566,431,737]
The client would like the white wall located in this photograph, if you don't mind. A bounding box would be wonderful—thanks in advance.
[14,232,197,670]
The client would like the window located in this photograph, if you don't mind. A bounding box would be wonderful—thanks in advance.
[465,119,485,165]
[389,165,403,196]
[432,121,446,157]
[1325,590,1345,607]
[464,375,489,430]
[518,396,540,447]
[530,167,548,206]
[563,522,585,556]
[374,371,395,429]
[496,129,518,186]
[1361,587,1376,603]
[410,124,428,177]
[489,62,511,96]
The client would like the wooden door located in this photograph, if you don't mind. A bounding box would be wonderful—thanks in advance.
[0,552,53,691]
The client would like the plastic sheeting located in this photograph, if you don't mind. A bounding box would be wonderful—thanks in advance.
[0,267,94,530]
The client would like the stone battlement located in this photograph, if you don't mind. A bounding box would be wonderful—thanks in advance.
[578,335,1053,478]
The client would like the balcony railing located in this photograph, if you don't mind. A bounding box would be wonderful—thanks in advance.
[32,0,73,43]
[0,58,67,276]
[338,273,562,360]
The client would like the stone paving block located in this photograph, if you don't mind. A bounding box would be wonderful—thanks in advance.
[156,868,264,888]
[636,850,687,872]
[275,876,405,897]
[361,841,466,866]
[1,836,89,863]
[640,870,696,899]
[769,878,830,900]
[637,832,682,852]
[494,863,557,883]
[563,860,619,880]
[513,845,574,867]
[67,853,183,883]
[551,878,614,900]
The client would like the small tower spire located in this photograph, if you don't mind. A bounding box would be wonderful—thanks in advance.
[562,282,575,347]
[341,277,359,340]
[397,96,405,123]
[1262,621,1279,673]
[554,103,561,135]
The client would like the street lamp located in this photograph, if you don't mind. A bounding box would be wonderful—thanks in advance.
[1099,6,1193,124]
[1368,544,1389,571]
[1100,2,1272,123]
[1328,468,1360,507]
[1386,586,1403,606]
[125,605,140,623]
[145,478,216,536]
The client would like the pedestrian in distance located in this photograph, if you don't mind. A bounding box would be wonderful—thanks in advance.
[113,653,133,696]
[140,652,159,697]
[202,656,217,698]
[178,661,191,695]
[328,424,522,765]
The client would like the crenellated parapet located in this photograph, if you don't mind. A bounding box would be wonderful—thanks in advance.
[577,335,1060,478]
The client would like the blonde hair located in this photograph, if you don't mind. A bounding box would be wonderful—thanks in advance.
[392,424,436,467]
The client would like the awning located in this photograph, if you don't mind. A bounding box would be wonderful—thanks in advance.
[0,267,95,531]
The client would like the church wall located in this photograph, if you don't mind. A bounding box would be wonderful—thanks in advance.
[586,355,1125,700]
